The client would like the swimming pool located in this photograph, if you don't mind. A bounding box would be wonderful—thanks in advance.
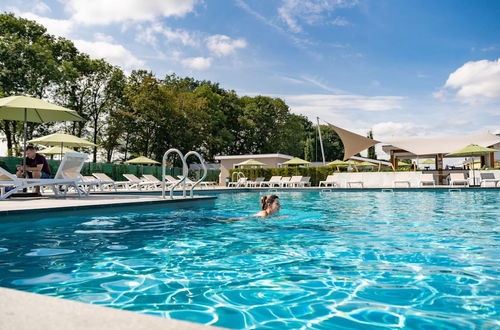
[0,190,498,329]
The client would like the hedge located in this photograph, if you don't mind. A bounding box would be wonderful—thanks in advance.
[0,156,220,182]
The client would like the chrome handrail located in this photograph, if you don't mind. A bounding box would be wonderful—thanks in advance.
[184,151,207,197]
[162,148,188,199]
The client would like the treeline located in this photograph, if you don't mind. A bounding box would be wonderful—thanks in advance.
[0,13,345,163]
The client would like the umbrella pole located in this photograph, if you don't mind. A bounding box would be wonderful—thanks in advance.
[22,108,27,178]
[472,157,476,187]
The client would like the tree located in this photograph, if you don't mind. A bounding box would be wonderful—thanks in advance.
[0,13,74,155]
[367,130,377,159]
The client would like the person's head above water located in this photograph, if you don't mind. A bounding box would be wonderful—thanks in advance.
[260,194,280,216]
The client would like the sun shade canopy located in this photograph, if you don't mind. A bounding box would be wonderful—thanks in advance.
[0,96,84,122]
[29,132,96,147]
[445,144,498,157]
[125,156,160,165]
[328,123,379,161]
[282,157,310,165]
[384,132,500,156]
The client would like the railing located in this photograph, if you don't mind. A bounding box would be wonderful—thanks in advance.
[162,148,188,199]
[162,149,208,199]
[231,171,245,182]
[184,151,207,198]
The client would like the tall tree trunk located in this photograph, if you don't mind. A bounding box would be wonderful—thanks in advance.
[92,117,98,162]
[2,121,13,157]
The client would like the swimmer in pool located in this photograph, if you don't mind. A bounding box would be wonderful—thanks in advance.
[254,194,281,218]
[220,194,281,222]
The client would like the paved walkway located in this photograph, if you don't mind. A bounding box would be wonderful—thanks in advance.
[0,287,222,330]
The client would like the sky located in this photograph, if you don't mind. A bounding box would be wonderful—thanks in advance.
[1,0,500,159]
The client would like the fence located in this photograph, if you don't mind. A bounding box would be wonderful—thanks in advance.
[0,157,220,182]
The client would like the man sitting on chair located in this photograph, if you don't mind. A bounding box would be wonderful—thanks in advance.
[16,145,52,179]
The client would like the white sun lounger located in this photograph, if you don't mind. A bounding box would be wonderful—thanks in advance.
[449,173,468,186]
[178,175,215,188]
[142,174,166,188]
[0,152,87,200]
[280,177,291,187]
[228,177,247,187]
[319,174,340,187]
[300,176,311,187]
[347,173,364,188]
[479,172,500,187]
[122,174,156,190]
[419,173,435,187]
[247,177,265,187]
[393,172,411,188]
[286,176,303,187]
[261,176,282,187]
[90,173,118,191]
[93,173,129,190]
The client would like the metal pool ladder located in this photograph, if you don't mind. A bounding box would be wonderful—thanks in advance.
[184,151,207,197]
[162,148,188,199]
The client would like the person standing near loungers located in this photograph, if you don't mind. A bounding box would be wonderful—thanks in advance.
[16,145,52,189]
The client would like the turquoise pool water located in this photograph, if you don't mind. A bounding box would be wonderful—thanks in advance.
[0,190,499,329]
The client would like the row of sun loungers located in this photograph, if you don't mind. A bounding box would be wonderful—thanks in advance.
[230,176,312,188]
[317,172,500,188]
[0,152,218,200]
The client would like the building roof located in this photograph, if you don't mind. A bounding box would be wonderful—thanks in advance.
[215,153,293,160]
[382,132,500,156]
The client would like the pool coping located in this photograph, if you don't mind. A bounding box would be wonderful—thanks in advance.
[0,195,216,219]
[0,286,223,330]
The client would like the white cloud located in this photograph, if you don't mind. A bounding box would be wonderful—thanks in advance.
[300,76,345,93]
[73,39,145,69]
[32,1,51,15]
[136,23,198,47]
[330,16,349,26]
[206,35,247,57]
[283,94,404,114]
[181,57,212,70]
[372,121,426,139]
[278,0,357,33]
[446,118,471,126]
[442,58,500,103]
[15,11,73,38]
[65,0,198,25]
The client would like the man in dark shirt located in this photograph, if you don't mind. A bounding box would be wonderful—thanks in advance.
[16,145,51,179]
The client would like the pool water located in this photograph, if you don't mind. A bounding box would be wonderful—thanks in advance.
[0,191,499,329]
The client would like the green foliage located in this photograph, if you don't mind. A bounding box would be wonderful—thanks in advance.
[367,130,377,159]
[0,13,346,165]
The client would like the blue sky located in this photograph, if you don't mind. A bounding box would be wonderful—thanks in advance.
[2,0,500,157]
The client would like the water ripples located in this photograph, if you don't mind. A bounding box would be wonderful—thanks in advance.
[0,190,499,329]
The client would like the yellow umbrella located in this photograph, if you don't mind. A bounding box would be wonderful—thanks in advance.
[0,95,85,174]
[125,156,160,165]
[29,131,95,159]
[328,159,348,171]
[446,144,499,186]
[29,132,96,147]
[282,157,310,166]
[235,159,266,167]
[39,146,76,155]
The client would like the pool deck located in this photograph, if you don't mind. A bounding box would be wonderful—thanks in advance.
[0,287,223,330]
[0,194,216,220]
